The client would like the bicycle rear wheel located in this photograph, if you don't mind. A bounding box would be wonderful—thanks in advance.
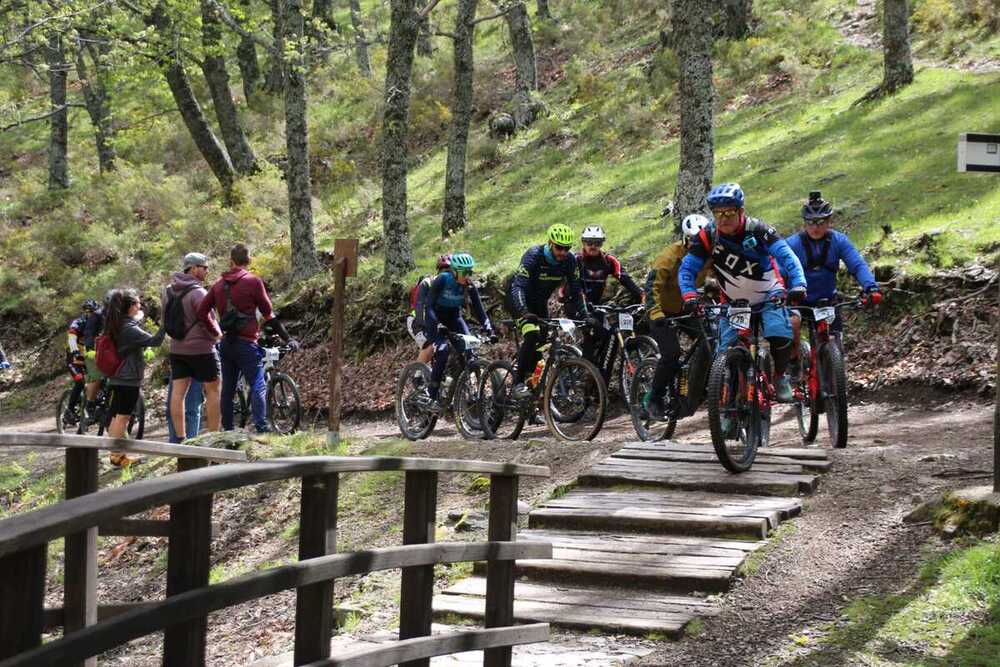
[820,343,849,448]
[454,360,488,440]
[267,372,302,434]
[794,340,819,443]
[233,384,250,429]
[707,348,757,473]
[129,395,146,440]
[56,389,83,435]
[628,358,676,441]
[544,356,607,442]
[618,335,660,409]
[395,362,438,441]
[478,361,526,440]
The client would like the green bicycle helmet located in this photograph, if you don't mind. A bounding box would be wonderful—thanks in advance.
[450,252,476,271]
[547,223,574,247]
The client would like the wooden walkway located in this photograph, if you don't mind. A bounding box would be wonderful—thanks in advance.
[434,442,830,638]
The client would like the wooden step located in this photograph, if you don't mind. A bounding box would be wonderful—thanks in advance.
[622,441,830,461]
[611,447,832,473]
[598,456,810,476]
[435,577,720,637]
[580,461,819,496]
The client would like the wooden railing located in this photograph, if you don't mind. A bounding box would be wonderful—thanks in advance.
[0,443,551,667]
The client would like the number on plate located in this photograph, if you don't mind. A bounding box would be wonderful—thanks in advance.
[729,310,752,330]
[618,313,634,332]
[814,306,836,323]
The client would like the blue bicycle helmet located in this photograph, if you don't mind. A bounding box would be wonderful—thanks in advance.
[450,253,475,272]
[706,183,745,209]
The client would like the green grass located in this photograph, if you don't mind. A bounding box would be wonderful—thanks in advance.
[740,522,797,577]
[767,538,1000,666]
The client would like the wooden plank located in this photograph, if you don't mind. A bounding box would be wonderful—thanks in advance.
[0,542,551,667]
[518,530,760,558]
[433,595,690,638]
[163,458,212,667]
[97,519,222,539]
[0,458,548,558]
[0,432,247,462]
[528,507,769,540]
[537,499,785,523]
[302,624,549,667]
[596,457,809,475]
[621,442,829,460]
[63,447,99,667]
[510,558,734,592]
[294,474,339,666]
[610,449,832,472]
[580,467,818,496]
[520,528,763,553]
[556,487,803,514]
[398,471,438,667]
[485,474,518,667]
[0,545,46,660]
[545,547,745,569]
[443,577,721,617]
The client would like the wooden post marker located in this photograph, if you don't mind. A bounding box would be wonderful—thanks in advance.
[328,238,358,446]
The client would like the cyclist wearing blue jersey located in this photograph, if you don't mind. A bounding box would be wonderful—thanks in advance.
[678,183,807,403]
[424,253,496,414]
[785,191,881,359]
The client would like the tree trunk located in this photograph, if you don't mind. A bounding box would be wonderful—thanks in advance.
[201,0,258,175]
[381,0,420,278]
[149,2,236,199]
[441,0,479,238]
[882,0,914,93]
[310,0,338,41]
[265,0,286,94]
[284,0,321,278]
[236,0,262,105]
[348,0,372,78]
[74,30,117,174]
[536,0,552,20]
[416,0,433,57]
[672,0,714,222]
[721,0,752,39]
[504,2,538,128]
[46,32,69,190]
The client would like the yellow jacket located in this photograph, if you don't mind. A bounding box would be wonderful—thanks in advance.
[647,242,713,320]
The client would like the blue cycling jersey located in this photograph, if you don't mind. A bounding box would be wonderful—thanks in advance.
[425,271,491,331]
[785,230,877,303]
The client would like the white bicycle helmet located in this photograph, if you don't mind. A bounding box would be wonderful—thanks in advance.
[681,213,712,238]
[581,225,606,242]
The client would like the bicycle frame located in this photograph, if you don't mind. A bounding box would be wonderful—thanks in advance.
[725,302,775,419]
[592,304,645,384]
[792,298,862,404]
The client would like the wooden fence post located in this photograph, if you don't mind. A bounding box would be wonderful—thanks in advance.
[399,471,438,667]
[63,447,99,667]
[293,473,339,665]
[164,459,212,666]
[327,238,358,447]
[0,545,47,659]
[484,474,518,667]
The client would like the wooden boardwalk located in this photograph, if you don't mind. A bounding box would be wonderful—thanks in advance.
[434,442,830,637]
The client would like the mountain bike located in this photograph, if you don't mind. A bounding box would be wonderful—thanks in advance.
[395,327,491,441]
[231,336,302,434]
[629,305,723,441]
[790,295,864,449]
[479,318,607,442]
[706,300,777,473]
[590,303,659,409]
[76,377,146,440]
[56,357,87,434]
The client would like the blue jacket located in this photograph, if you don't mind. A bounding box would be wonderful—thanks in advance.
[425,271,491,331]
[509,244,586,317]
[785,230,877,303]
[679,219,806,306]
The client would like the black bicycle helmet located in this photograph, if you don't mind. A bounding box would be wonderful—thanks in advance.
[802,191,833,220]
[82,299,99,312]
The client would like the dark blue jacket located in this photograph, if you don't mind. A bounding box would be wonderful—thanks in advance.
[424,271,491,331]
[785,230,877,303]
[509,244,586,317]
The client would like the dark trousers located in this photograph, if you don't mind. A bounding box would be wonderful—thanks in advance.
[429,311,469,397]
[220,338,267,431]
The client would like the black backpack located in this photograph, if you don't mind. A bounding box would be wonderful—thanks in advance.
[164,284,199,340]
[218,279,253,337]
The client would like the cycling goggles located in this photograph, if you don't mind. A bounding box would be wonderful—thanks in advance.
[712,208,740,220]
[805,219,830,227]
[456,268,474,277]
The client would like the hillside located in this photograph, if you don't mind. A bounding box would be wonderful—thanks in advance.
[0,0,998,363]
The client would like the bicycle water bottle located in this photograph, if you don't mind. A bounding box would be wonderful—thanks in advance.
[528,359,545,388]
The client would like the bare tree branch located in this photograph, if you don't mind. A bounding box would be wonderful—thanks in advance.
[417,0,444,20]
[1,104,85,132]
[0,0,115,53]
[470,2,517,25]
[204,0,273,50]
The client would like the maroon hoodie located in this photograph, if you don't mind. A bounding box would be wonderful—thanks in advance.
[196,267,274,342]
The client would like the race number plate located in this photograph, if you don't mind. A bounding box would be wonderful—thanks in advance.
[264,347,281,365]
[814,306,836,323]
[558,318,576,334]
[461,334,482,350]
[618,313,634,332]
[729,309,752,330]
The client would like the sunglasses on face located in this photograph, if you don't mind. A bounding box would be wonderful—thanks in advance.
[805,219,830,227]
[713,209,740,220]
[583,240,603,248]
[456,268,474,277]
[552,244,571,253]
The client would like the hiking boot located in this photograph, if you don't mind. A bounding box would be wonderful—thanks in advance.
[775,376,794,403]
[511,383,532,401]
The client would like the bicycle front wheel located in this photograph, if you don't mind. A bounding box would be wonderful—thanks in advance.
[820,343,849,448]
[454,360,488,440]
[628,358,676,442]
[478,361,525,441]
[795,340,819,443]
[56,389,81,435]
[267,373,302,434]
[707,348,757,473]
[543,356,607,442]
[129,395,146,440]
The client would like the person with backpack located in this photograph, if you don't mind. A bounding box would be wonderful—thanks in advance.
[64,299,105,426]
[407,254,452,366]
[196,243,299,433]
[678,183,807,403]
[102,289,166,464]
[162,252,221,443]
[785,191,881,361]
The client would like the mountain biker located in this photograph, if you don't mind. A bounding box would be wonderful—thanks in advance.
[678,183,807,403]
[785,191,881,362]
[163,252,222,443]
[104,289,166,465]
[574,225,644,364]
[64,299,103,425]
[642,214,715,419]
[507,223,589,400]
[408,254,452,366]
[196,243,300,433]
[423,253,495,414]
